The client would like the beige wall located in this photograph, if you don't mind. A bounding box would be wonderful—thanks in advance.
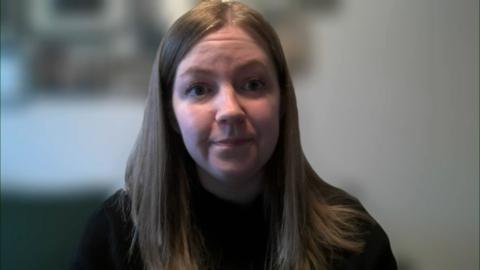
[295,0,479,269]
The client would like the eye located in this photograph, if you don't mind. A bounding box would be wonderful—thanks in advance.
[242,79,265,92]
[185,84,211,98]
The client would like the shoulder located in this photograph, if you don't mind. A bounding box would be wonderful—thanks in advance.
[71,190,142,270]
[326,188,398,270]
[335,220,398,270]
[100,189,132,226]
[83,189,132,243]
[312,182,398,269]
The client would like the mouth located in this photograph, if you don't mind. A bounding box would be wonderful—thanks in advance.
[213,137,254,147]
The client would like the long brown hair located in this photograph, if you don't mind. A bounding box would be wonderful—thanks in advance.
[125,1,371,269]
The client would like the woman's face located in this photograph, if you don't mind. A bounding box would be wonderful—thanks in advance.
[172,25,280,188]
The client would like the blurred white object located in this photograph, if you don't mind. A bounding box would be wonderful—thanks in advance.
[1,96,143,194]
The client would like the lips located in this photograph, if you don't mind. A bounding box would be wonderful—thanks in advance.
[213,137,254,147]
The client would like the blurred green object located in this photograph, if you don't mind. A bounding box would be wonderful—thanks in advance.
[1,191,106,270]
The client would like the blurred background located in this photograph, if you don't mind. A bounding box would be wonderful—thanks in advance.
[1,0,478,269]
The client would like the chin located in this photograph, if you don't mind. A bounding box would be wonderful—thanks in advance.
[210,167,261,182]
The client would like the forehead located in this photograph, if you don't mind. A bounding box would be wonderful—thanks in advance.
[196,25,266,49]
[177,26,272,71]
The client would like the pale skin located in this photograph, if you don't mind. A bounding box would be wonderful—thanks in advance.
[172,25,281,204]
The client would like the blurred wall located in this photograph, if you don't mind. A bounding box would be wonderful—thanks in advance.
[295,0,479,269]
[1,0,478,269]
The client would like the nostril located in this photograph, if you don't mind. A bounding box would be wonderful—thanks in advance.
[216,110,246,124]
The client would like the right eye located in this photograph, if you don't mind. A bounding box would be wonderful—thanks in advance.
[185,84,211,98]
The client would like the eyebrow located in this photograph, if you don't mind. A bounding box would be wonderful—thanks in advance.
[178,59,269,79]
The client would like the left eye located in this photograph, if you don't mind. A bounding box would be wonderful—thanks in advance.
[243,79,265,91]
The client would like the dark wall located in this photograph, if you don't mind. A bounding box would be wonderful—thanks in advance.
[1,192,106,270]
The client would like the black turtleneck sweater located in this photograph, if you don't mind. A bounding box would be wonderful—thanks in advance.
[72,188,397,270]
[191,181,269,270]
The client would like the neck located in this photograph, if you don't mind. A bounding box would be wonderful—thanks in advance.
[196,167,264,205]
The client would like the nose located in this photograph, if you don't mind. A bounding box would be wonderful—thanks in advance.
[215,84,245,125]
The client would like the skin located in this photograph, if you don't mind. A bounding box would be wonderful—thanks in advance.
[172,25,281,204]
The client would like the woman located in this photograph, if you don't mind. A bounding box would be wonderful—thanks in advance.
[73,1,397,269]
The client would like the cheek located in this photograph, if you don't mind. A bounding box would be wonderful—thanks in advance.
[174,106,211,152]
[250,100,280,149]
